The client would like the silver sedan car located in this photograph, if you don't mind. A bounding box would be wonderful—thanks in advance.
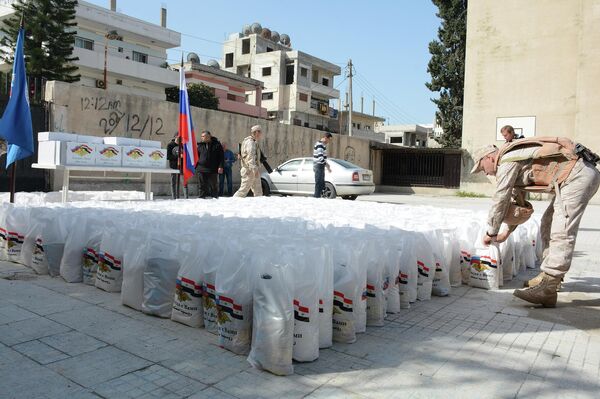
[261,157,375,199]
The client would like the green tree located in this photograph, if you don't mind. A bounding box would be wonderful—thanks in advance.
[166,83,219,110]
[0,0,80,83]
[426,0,467,148]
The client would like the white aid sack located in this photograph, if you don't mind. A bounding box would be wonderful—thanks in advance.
[96,225,128,292]
[202,240,226,334]
[318,245,334,349]
[171,242,206,328]
[5,207,29,264]
[82,228,103,285]
[469,244,501,290]
[460,247,473,285]
[518,226,536,269]
[30,208,69,277]
[399,236,418,306]
[385,232,404,314]
[428,230,450,297]
[0,203,10,261]
[21,208,48,274]
[415,233,435,301]
[353,240,368,334]
[442,230,462,287]
[247,255,294,376]
[331,241,360,343]
[365,242,386,327]
[120,232,149,310]
[60,215,103,283]
[216,241,254,355]
[142,237,182,318]
[291,246,320,362]
[499,233,515,281]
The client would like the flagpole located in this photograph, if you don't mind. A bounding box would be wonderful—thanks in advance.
[177,55,184,199]
[9,162,16,203]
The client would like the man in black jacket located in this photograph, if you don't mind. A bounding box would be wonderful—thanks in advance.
[166,133,188,199]
[196,130,224,198]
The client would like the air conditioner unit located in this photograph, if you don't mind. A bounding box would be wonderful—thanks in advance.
[95,79,106,89]
[319,103,328,114]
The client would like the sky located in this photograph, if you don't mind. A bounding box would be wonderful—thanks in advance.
[84,0,442,125]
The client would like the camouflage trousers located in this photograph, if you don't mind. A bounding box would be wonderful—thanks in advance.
[540,159,600,278]
[233,167,263,198]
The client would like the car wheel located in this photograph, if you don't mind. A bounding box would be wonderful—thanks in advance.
[322,182,336,199]
[261,179,271,196]
[342,195,357,200]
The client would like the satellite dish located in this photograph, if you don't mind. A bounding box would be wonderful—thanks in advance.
[207,59,220,69]
[251,22,262,34]
[280,34,290,46]
[270,31,280,43]
[242,24,251,36]
[261,28,271,40]
[187,52,200,64]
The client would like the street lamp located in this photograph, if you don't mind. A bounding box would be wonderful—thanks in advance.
[103,30,123,90]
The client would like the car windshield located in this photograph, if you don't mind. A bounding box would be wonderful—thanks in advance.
[331,159,361,169]
[278,159,303,172]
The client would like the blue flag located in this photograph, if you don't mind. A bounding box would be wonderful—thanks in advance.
[0,26,34,168]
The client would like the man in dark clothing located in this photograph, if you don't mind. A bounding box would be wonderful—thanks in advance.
[166,134,188,199]
[196,130,224,198]
[313,132,332,198]
[219,142,236,196]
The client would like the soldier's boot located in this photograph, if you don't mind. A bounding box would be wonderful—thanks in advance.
[524,272,564,291]
[513,272,561,308]
[523,272,544,288]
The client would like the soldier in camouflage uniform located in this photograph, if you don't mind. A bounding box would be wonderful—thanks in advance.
[234,125,263,198]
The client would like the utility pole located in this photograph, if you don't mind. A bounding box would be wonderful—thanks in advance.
[348,59,353,137]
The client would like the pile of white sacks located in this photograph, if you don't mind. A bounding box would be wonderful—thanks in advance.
[0,195,541,376]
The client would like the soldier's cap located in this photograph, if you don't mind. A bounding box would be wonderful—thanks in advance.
[250,125,262,133]
[470,144,498,174]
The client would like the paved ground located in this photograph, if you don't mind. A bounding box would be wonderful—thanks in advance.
[1,194,599,399]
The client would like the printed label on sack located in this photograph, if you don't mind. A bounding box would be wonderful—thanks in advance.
[460,250,471,264]
[319,299,324,313]
[333,290,353,313]
[202,283,217,326]
[216,295,244,324]
[366,284,376,298]
[0,228,6,249]
[6,231,24,257]
[417,260,430,278]
[96,251,122,286]
[82,247,98,282]
[31,237,47,268]
[173,277,202,316]
[399,272,408,285]
[293,299,310,323]
[383,276,390,291]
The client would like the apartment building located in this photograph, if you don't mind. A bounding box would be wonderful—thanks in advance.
[221,24,341,130]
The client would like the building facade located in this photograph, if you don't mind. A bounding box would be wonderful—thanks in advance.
[375,124,431,147]
[338,110,386,142]
[0,0,180,100]
[178,59,267,119]
[221,26,341,130]
[461,0,600,197]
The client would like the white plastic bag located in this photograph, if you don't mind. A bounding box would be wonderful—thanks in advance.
[82,228,103,286]
[202,240,226,334]
[5,207,29,264]
[332,245,358,344]
[366,242,386,327]
[171,241,206,328]
[318,245,334,349]
[469,243,501,290]
[428,230,450,297]
[415,233,435,301]
[142,236,182,318]
[247,252,294,376]
[216,241,254,355]
[96,225,128,292]
[120,232,149,310]
[60,216,102,283]
[292,245,319,362]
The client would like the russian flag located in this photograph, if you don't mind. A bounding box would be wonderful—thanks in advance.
[178,64,198,185]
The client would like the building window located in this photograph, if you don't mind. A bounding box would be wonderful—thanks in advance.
[357,123,361,129]
[74,36,94,51]
[299,93,308,102]
[312,69,318,83]
[132,51,148,64]
[262,92,273,100]
[245,94,250,102]
[285,64,294,85]
[316,124,324,131]
[304,122,309,128]
[262,67,271,76]
[390,137,403,144]
[116,79,123,85]
[225,53,234,68]
[352,123,356,128]
[322,77,329,86]
[227,93,237,101]
[300,67,308,77]
[242,38,250,54]
[293,119,302,126]
[118,47,123,53]
[266,47,273,52]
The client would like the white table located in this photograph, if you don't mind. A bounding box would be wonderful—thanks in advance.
[32,164,179,203]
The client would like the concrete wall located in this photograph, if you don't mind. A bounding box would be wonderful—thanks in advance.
[461,0,600,201]
[44,81,372,195]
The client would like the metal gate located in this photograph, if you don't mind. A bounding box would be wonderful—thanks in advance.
[379,147,462,188]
